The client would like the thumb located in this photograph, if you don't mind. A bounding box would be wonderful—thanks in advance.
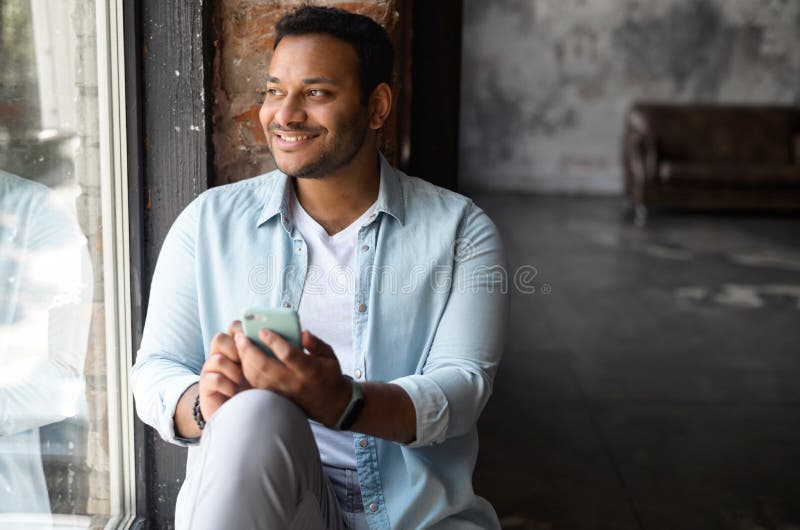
[302,330,336,359]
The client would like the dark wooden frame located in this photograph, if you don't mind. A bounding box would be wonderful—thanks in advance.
[125,0,216,527]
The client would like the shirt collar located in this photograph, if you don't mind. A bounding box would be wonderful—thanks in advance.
[256,152,405,228]
[374,153,405,225]
[256,171,291,228]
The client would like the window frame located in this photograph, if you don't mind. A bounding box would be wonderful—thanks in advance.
[96,0,137,527]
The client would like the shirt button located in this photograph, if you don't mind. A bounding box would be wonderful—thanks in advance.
[369,503,379,513]
[357,303,367,313]
[354,368,362,379]
[296,246,303,252]
[361,245,369,252]
[359,438,368,448]
[282,301,291,308]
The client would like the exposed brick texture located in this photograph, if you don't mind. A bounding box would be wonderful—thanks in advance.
[72,0,111,519]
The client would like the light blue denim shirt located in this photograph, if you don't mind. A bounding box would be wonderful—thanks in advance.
[131,155,508,529]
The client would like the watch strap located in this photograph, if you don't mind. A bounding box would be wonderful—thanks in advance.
[333,376,364,431]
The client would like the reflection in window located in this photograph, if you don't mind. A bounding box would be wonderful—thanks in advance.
[1,1,114,528]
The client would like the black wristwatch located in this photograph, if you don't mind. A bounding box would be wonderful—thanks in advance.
[332,376,364,431]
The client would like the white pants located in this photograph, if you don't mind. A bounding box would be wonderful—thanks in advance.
[175,390,370,530]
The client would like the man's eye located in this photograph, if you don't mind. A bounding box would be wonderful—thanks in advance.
[266,88,282,97]
[308,89,326,97]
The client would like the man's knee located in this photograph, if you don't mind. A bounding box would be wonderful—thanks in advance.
[197,389,319,496]
[208,389,307,439]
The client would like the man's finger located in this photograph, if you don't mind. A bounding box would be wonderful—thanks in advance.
[302,330,336,359]
[234,332,294,390]
[227,320,243,337]
[200,371,238,397]
[234,332,274,366]
[210,332,240,362]
[203,353,246,386]
[256,329,306,367]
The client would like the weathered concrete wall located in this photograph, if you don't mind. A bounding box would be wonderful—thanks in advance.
[460,0,800,194]
[213,0,398,185]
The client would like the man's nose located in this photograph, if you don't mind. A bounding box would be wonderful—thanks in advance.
[274,94,307,127]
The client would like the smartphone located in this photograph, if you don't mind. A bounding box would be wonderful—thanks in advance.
[241,307,302,359]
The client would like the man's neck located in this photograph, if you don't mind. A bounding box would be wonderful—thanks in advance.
[292,151,381,236]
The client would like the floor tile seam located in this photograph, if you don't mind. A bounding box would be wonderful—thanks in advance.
[563,345,648,530]
[580,399,800,409]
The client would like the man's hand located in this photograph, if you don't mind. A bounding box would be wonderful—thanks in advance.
[199,322,250,420]
[234,328,351,427]
[173,322,250,439]
[175,320,416,443]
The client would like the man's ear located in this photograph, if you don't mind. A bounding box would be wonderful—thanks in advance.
[368,82,393,130]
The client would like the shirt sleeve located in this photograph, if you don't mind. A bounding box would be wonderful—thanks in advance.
[0,189,93,436]
[389,374,449,447]
[391,201,509,447]
[130,198,206,447]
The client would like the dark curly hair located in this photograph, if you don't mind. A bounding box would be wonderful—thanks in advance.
[274,6,394,103]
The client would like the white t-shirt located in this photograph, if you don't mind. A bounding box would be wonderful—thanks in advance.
[290,187,377,470]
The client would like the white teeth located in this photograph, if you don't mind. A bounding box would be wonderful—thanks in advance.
[280,135,312,142]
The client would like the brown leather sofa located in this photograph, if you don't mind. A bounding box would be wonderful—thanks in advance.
[623,103,800,224]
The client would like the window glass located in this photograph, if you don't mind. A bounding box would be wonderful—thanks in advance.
[1,1,120,528]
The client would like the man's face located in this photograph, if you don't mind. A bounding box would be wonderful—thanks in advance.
[259,33,370,179]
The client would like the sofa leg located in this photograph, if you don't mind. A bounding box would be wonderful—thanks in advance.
[634,204,648,227]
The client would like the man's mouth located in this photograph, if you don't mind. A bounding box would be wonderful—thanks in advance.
[277,133,315,142]
[272,130,321,148]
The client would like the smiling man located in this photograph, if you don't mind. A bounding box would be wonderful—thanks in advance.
[131,6,507,530]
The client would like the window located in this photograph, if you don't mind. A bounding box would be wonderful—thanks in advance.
[0,1,134,528]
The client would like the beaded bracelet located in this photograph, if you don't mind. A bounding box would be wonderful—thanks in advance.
[193,394,206,431]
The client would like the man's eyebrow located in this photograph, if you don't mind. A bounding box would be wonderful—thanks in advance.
[302,76,340,85]
[265,75,340,85]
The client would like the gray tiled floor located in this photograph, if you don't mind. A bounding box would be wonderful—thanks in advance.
[471,194,800,530]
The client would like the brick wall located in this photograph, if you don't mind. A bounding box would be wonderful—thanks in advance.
[212,0,399,185]
[71,0,111,521]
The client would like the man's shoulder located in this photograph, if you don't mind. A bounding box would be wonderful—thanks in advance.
[393,168,501,247]
[0,170,50,209]
[396,170,470,205]
[393,169,475,224]
[196,169,283,204]
[0,170,85,244]
[393,168,493,227]
[181,170,283,220]
[170,169,285,232]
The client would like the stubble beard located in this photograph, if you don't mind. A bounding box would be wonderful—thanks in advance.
[271,112,370,180]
